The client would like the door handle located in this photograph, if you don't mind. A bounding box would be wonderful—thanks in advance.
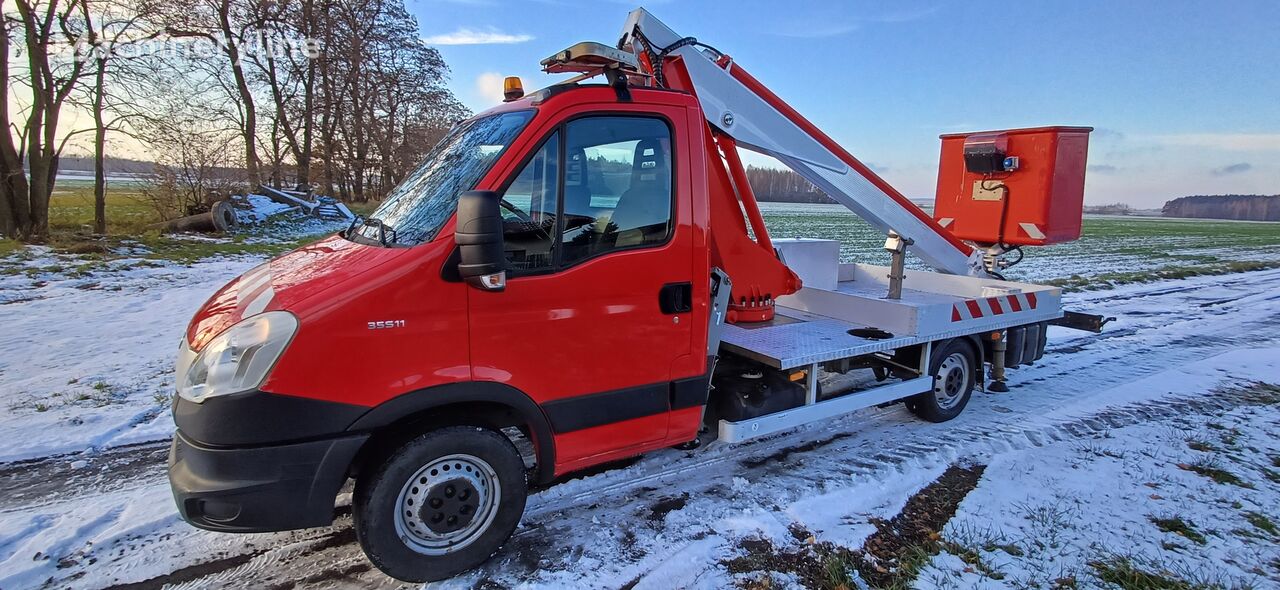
[659,282,692,314]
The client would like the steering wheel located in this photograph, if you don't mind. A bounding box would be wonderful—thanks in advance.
[499,198,534,223]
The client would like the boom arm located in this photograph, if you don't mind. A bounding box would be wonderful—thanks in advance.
[619,9,986,279]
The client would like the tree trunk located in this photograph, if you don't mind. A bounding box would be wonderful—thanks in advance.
[217,0,261,187]
[19,0,50,241]
[25,103,49,242]
[299,26,315,186]
[13,0,88,241]
[0,13,32,239]
[93,57,108,235]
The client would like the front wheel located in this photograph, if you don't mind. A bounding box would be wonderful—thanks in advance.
[354,426,527,582]
[908,339,977,423]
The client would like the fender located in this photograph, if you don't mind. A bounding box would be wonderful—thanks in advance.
[953,334,986,387]
[348,381,557,484]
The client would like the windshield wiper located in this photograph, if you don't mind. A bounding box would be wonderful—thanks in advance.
[350,216,398,246]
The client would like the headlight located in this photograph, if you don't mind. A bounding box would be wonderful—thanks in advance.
[177,311,299,403]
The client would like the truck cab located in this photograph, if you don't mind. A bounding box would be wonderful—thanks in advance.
[169,84,719,581]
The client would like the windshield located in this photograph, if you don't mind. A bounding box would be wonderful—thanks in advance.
[352,110,534,246]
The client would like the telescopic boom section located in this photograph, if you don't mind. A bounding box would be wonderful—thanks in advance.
[619,9,986,287]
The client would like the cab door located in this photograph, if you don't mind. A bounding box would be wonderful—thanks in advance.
[467,104,695,469]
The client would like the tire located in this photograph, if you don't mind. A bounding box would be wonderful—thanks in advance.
[354,426,527,582]
[908,339,977,423]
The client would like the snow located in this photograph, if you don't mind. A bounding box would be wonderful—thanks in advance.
[1,237,1279,587]
[784,464,944,547]
[0,248,264,462]
[916,402,1280,589]
[238,194,298,222]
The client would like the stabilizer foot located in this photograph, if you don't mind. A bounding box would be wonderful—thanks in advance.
[988,381,1010,393]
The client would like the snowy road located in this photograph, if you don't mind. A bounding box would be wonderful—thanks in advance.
[1,262,1279,589]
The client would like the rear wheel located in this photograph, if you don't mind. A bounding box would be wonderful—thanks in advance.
[354,426,527,582]
[908,339,977,423]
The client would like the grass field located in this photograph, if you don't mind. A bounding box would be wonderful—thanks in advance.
[759,202,1280,290]
[6,189,1280,290]
[11,183,382,265]
[46,181,154,236]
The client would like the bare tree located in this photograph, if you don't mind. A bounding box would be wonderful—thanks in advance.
[0,9,34,239]
[72,0,161,234]
[1,0,470,242]
[4,0,94,241]
[314,0,465,201]
[135,97,244,219]
[245,0,317,187]
[161,0,266,187]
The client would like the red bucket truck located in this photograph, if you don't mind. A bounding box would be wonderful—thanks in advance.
[168,8,1104,582]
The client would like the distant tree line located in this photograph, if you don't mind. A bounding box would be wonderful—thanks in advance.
[50,154,155,175]
[2,0,468,241]
[1163,194,1280,221]
[1083,203,1133,215]
[743,165,835,204]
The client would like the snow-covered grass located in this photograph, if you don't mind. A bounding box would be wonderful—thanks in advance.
[0,214,345,463]
[0,248,263,462]
[917,390,1280,590]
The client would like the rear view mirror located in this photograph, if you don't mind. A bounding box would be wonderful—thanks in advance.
[455,190,507,291]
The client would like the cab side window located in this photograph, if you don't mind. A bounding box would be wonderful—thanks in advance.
[501,132,559,273]
[499,116,673,274]
[560,117,673,266]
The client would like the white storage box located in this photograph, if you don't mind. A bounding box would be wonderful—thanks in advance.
[774,238,840,292]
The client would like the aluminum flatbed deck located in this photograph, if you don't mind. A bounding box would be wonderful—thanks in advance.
[721,262,1063,370]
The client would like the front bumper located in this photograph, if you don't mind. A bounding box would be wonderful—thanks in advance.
[169,429,368,532]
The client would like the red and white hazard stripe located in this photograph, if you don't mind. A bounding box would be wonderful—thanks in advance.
[951,292,1037,322]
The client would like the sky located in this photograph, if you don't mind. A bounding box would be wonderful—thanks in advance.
[408,0,1280,208]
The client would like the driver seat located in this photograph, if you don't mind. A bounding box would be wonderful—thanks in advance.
[609,139,671,247]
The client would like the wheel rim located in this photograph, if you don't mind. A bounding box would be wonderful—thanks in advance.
[394,453,501,555]
[933,352,970,410]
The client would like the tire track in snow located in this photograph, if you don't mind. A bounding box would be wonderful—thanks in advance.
[0,442,169,514]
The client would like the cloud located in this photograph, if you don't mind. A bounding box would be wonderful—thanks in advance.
[422,27,533,46]
[1088,164,1119,174]
[1146,133,1280,152]
[474,72,507,107]
[773,23,860,39]
[1211,162,1252,176]
[772,5,939,38]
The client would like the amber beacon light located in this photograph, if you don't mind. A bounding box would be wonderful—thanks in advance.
[503,76,524,101]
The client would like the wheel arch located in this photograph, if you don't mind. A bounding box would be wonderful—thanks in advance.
[347,382,557,485]
[938,334,985,388]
